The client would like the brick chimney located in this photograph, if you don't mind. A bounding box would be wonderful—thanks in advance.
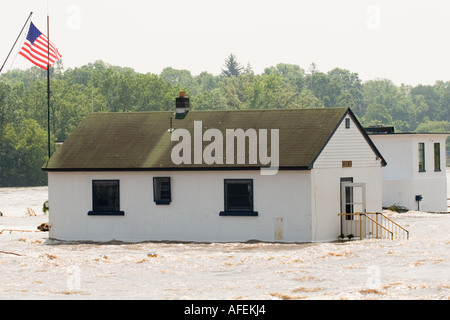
[175,91,190,119]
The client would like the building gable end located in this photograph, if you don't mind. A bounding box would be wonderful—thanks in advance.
[312,109,386,169]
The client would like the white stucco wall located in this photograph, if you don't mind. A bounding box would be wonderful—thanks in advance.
[371,133,448,212]
[48,170,313,243]
[312,115,383,241]
[310,167,383,242]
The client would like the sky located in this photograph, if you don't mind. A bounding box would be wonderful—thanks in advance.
[1,0,449,86]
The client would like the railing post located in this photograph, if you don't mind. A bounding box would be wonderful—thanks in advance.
[360,213,364,240]
[376,212,381,239]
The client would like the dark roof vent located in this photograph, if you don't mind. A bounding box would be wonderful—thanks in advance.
[364,126,395,134]
[175,91,190,119]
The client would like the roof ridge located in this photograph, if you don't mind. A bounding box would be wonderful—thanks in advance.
[87,107,348,115]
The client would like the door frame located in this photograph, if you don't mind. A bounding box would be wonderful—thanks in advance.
[340,181,366,217]
[340,181,367,239]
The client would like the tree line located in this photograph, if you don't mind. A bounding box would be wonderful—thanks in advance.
[0,55,449,186]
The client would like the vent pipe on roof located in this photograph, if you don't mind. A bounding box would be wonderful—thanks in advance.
[168,116,174,133]
[175,91,190,119]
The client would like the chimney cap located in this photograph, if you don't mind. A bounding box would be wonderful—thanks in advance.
[175,91,190,119]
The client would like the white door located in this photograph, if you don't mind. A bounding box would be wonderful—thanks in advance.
[340,182,366,238]
[341,182,366,216]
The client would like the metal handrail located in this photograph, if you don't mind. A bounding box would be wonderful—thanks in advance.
[362,213,394,240]
[367,212,409,240]
[338,212,409,240]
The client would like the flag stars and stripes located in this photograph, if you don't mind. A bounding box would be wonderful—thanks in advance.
[19,22,61,70]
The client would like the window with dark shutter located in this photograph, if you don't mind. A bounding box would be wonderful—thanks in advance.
[153,177,171,205]
[89,180,124,215]
[220,179,258,216]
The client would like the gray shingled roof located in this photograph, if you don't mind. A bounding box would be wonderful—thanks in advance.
[43,108,384,171]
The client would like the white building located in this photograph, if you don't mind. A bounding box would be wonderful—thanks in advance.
[369,130,449,212]
[43,100,387,243]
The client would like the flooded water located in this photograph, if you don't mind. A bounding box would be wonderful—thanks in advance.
[0,171,449,300]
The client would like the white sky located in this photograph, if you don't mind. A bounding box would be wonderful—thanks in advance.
[1,0,449,85]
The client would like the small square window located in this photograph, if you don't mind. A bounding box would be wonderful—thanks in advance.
[89,180,124,216]
[220,179,258,216]
[153,177,171,205]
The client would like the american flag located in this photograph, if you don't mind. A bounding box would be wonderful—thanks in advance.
[19,22,61,70]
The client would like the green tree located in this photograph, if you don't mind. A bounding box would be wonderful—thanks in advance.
[1,59,449,185]
[2,119,48,186]
[264,63,305,92]
[362,79,400,117]
[328,68,363,114]
[362,103,393,127]
[305,72,340,108]
[219,72,253,109]
[160,67,196,93]
[51,80,91,140]
[191,88,227,110]
[195,71,220,93]
[133,73,178,111]
[410,84,440,120]
[221,54,244,77]
[297,89,325,109]
[435,81,450,122]
[246,73,299,109]
[307,62,319,75]
[415,120,450,133]
[21,79,47,126]
[91,67,137,112]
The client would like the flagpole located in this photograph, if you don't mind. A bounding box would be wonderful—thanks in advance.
[47,14,51,159]
[0,12,33,74]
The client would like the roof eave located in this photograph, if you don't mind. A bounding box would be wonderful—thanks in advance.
[42,166,312,172]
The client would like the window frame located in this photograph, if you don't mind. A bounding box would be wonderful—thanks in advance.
[418,142,426,172]
[88,180,124,216]
[220,179,258,216]
[153,177,171,205]
[341,177,354,221]
[434,142,441,172]
[345,118,351,129]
